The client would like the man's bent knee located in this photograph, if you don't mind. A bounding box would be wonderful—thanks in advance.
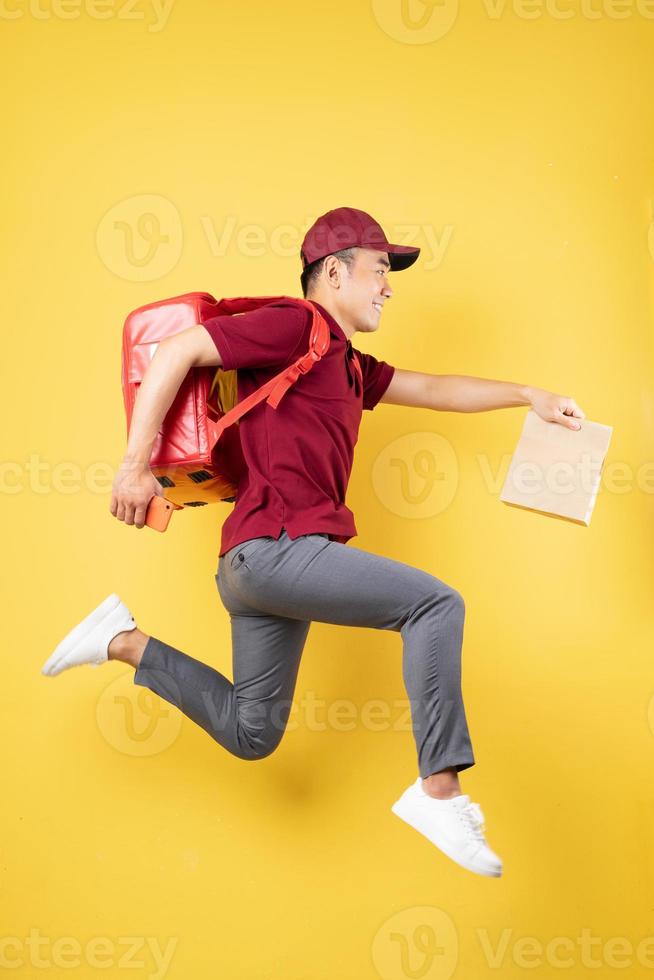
[420,583,465,617]
[447,588,465,616]
[235,699,292,760]
[237,731,283,761]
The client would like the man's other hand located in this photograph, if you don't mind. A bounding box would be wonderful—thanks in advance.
[110,459,165,529]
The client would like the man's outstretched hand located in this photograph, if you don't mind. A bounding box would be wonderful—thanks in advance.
[110,458,165,529]
[528,387,585,430]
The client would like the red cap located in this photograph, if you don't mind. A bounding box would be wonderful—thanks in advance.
[300,206,420,272]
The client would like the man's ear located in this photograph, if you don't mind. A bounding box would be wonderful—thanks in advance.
[324,256,342,289]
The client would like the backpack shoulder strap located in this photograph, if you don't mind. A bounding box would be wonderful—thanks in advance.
[350,349,363,387]
[206,298,329,452]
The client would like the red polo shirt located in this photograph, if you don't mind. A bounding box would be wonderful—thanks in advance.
[202,298,395,556]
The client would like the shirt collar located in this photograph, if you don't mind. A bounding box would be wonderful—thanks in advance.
[308,300,350,345]
[309,301,361,394]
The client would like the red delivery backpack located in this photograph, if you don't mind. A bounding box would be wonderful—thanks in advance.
[121,292,362,510]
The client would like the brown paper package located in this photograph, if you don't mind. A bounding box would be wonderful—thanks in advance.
[500,409,613,525]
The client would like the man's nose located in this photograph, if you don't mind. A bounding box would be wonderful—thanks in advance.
[382,283,393,299]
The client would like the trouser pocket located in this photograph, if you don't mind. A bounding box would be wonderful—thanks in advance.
[227,536,275,570]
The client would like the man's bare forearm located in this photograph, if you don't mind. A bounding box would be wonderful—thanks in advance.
[123,337,195,467]
[430,374,533,413]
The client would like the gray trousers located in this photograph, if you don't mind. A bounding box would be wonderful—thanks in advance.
[134,529,475,778]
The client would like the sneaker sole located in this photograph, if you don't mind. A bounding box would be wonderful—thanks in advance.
[391,798,503,877]
[41,593,123,676]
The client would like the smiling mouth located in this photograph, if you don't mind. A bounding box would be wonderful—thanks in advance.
[372,302,383,314]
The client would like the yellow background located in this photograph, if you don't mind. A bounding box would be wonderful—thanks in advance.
[3,0,654,976]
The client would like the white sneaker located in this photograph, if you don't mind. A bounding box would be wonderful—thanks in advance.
[41,593,136,677]
[391,777,503,877]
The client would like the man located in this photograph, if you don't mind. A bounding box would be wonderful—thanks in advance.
[42,206,584,878]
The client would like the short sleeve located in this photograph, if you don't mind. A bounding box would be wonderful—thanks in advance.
[355,349,396,411]
[202,301,311,372]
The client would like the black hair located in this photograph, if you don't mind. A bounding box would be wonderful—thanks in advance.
[300,247,358,298]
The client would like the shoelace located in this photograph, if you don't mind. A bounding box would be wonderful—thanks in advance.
[459,801,486,842]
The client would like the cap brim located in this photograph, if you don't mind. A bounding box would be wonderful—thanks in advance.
[388,246,420,271]
[360,241,420,271]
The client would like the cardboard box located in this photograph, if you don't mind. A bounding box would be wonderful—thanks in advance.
[500,409,613,525]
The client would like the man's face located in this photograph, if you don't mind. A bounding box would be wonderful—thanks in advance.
[337,248,394,334]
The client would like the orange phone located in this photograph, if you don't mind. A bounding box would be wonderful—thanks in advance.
[145,494,183,532]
